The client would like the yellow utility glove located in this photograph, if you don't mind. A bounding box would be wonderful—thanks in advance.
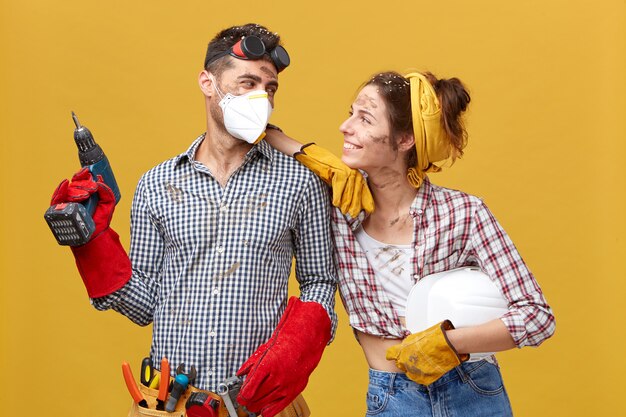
[386,320,469,386]
[294,143,374,217]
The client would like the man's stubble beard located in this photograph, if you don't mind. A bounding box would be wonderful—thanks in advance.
[209,98,229,137]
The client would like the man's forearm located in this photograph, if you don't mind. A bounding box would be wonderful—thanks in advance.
[293,173,339,338]
[91,272,157,326]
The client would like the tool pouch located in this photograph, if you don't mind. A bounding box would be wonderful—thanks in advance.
[127,383,193,417]
[273,394,310,417]
[127,383,310,417]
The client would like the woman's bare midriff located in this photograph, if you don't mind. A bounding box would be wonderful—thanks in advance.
[356,319,406,373]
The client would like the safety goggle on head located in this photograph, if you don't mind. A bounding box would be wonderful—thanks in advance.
[204,36,290,72]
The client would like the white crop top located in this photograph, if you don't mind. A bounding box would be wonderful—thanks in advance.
[354,226,414,316]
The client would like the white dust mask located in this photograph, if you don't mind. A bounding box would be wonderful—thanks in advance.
[212,77,273,144]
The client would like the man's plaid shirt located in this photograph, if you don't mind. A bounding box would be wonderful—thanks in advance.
[331,176,555,347]
[92,134,337,390]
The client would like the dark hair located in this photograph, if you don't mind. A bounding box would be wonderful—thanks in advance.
[204,23,282,78]
[364,71,471,168]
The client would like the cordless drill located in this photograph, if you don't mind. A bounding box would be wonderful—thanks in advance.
[44,112,121,246]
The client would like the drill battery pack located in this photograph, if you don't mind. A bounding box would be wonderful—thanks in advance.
[44,202,95,246]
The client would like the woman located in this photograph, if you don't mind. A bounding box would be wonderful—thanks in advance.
[265,71,555,416]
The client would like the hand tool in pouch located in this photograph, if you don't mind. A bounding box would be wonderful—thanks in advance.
[186,392,220,417]
[122,361,148,408]
[149,373,161,389]
[44,112,122,246]
[165,364,197,412]
[156,357,170,411]
[218,376,256,417]
[141,357,155,387]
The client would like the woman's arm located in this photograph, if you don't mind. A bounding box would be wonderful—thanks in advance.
[446,319,516,354]
[469,202,556,349]
[264,127,375,216]
[264,127,304,156]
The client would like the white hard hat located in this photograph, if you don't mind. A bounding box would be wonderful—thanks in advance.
[405,267,509,360]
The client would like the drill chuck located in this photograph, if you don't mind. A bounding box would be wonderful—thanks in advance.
[72,111,105,165]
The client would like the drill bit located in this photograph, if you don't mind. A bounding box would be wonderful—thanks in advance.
[71,111,82,129]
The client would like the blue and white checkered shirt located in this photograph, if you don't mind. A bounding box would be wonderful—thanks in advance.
[92,134,338,390]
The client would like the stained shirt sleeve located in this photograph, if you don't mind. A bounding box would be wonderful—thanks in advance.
[90,176,163,326]
[292,173,339,341]
[469,201,556,348]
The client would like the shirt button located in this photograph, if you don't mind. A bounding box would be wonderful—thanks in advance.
[213,288,219,295]
[220,204,228,213]
[413,274,419,279]
[208,369,214,376]
[414,244,419,249]
[209,330,217,337]
[417,209,423,215]
[216,246,224,253]
[243,240,249,247]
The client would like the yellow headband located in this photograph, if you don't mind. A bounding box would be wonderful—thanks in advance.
[405,72,451,189]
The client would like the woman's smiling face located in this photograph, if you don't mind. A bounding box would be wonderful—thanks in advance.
[339,85,403,173]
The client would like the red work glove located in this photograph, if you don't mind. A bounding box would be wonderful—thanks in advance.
[236,297,331,417]
[51,168,131,298]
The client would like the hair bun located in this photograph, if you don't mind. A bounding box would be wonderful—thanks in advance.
[435,78,471,112]
[422,72,471,159]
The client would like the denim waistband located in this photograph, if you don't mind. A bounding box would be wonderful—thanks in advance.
[368,360,493,392]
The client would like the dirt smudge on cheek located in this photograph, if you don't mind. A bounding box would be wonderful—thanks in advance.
[367,132,389,145]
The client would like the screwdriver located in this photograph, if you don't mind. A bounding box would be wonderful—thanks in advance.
[140,357,154,387]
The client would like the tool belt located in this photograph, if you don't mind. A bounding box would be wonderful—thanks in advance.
[127,370,310,417]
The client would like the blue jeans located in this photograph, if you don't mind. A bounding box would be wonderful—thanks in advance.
[366,361,513,417]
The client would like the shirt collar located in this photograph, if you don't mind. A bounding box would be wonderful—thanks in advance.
[174,133,275,168]
[347,175,433,231]
[410,175,433,215]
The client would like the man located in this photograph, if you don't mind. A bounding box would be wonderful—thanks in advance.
[51,23,337,417]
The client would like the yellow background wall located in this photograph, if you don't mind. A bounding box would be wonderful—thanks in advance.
[1,1,624,416]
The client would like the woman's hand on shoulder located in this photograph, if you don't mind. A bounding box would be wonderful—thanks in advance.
[264,127,303,156]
